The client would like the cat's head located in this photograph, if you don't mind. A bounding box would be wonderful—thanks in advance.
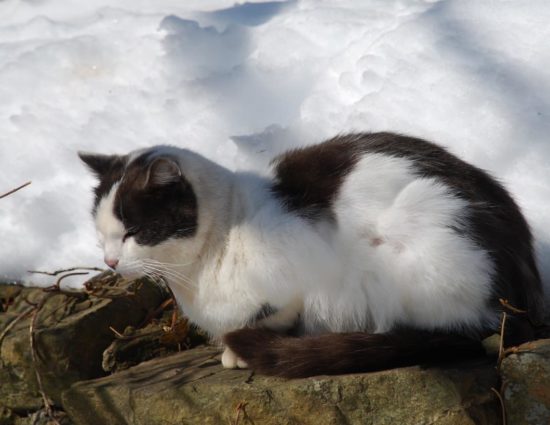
[79,146,200,279]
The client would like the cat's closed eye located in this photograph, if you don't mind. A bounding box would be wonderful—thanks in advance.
[123,227,141,242]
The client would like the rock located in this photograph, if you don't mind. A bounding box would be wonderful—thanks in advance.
[0,406,15,425]
[62,346,499,425]
[0,273,168,411]
[0,285,44,411]
[5,276,550,425]
[5,409,72,425]
[501,339,550,425]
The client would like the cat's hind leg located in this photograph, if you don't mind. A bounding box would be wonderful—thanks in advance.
[221,346,249,369]
[221,298,303,370]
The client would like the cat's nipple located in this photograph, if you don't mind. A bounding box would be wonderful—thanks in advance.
[105,258,119,270]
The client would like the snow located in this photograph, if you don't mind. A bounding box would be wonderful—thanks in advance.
[1,0,549,295]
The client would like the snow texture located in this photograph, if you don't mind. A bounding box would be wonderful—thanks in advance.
[1,0,549,297]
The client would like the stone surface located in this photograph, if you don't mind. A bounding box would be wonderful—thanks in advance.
[501,338,550,425]
[62,346,500,425]
[0,273,167,411]
[4,277,550,425]
[1,285,45,411]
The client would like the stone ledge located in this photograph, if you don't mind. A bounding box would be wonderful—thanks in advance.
[3,279,549,425]
[62,346,499,425]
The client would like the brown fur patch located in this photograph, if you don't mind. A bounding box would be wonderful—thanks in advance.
[223,327,485,378]
[271,137,359,219]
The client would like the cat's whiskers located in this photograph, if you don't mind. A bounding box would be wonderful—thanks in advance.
[141,267,176,287]
[122,259,142,267]
[142,270,167,287]
[144,270,195,292]
[118,259,144,274]
[142,262,194,280]
[142,258,197,269]
[141,259,196,280]
[142,264,197,290]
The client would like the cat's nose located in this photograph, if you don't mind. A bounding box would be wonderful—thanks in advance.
[105,258,119,270]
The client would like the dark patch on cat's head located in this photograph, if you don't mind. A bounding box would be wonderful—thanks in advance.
[79,152,128,213]
[113,151,198,246]
[270,137,359,220]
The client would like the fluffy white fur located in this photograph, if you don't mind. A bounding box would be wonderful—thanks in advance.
[94,147,498,367]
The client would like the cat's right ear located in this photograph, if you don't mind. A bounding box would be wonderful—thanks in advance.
[78,152,125,178]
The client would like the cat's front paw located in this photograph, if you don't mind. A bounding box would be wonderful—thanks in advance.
[221,346,249,369]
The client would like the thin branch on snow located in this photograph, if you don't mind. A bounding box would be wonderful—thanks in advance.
[0,181,31,200]
[28,266,104,277]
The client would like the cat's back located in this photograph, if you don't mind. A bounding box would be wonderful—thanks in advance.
[272,132,518,217]
[270,132,544,331]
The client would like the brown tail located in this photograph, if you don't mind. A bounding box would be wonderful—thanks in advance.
[223,328,486,378]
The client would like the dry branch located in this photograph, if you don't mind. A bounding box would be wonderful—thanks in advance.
[109,326,125,339]
[140,298,174,328]
[0,305,35,350]
[490,387,507,425]
[43,271,91,293]
[0,181,31,199]
[499,298,527,314]
[28,267,104,277]
[233,401,248,425]
[497,312,507,367]
[29,295,61,425]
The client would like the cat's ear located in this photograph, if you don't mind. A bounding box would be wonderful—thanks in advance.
[78,152,125,178]
[144,157,182,187]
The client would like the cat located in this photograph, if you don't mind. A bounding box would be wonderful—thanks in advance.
[79,132,544,378]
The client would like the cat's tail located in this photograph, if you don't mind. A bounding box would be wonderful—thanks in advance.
[223,328,486,378]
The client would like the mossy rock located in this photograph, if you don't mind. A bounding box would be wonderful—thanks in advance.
[0,273,167,410]
[501,338,550,425]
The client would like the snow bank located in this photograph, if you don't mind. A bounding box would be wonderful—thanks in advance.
[1,0,549,293]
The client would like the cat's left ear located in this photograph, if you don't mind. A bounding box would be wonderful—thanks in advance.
[78,152,125,178]
[144,157,182,187]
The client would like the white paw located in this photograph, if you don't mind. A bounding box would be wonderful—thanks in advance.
[221,347,249,369]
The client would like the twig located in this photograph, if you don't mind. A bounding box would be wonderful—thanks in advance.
[0,181,31,200]
[29,296,61,425]
[38,272,91,304]
[154,278,179,330]
[139,298,174,328]
[499,298,526,314]
[233,401,248,425]
[490,387,507,425]
[43,272,90,293]
[28,267,104,277]
[0,305,35,349]
[30,267,134,300]
[109,326,125,339]
[497,311,507,367]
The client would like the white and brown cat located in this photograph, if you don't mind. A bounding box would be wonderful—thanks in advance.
[80,132,544,378]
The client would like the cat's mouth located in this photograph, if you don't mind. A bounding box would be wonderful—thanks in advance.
[114,265,145,281]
